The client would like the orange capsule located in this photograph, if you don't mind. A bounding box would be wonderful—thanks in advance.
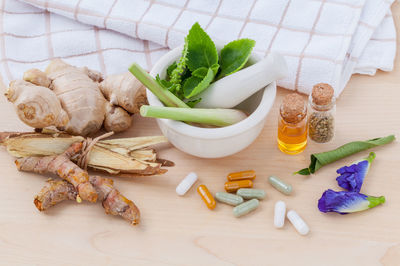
[197,185,216,210]
[227,170,256,181]
[224,180,253,193]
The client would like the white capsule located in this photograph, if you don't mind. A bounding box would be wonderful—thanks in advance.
[274,201,286,228]
[287,210,309,236]
[176,172,198,196]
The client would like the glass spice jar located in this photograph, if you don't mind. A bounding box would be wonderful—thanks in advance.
[308,83,336,143]
[277,93,307,155]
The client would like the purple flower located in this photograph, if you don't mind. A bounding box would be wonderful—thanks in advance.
[336,152,375,192]
[318,189,385,214]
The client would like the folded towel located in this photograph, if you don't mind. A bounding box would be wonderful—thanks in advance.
[0,0,396,96]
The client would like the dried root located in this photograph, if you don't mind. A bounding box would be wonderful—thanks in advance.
[2,132,172,176]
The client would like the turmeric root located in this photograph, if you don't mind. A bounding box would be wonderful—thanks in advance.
[89,175,140,225]
[35,176,140,225]
[100,72,147,114]
[5,80,69,129]
[15,142,98,202]
[34,179,78,211]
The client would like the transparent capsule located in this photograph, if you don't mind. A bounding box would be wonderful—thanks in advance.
[233,199,259,217]
[224,180,253,193]
[236,188,266,200]
[274,201,286,228]
[268,176,292,195]
[215,192,244,206]
[287,210,309,236]
[176,172,198,196]
[227,170,256,181]
[197,185,216,210]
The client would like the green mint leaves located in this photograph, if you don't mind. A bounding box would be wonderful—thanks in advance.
[186,23,218,71]
[183,67,214,98]
[218,39,255,79]
[162,22,255,107]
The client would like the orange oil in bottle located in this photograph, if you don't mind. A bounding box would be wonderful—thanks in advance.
[277,118,307,154]
[277,93,307,155]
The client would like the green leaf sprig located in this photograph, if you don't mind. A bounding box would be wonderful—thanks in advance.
[161,22,255,107]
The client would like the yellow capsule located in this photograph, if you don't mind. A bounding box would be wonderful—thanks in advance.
[227,170,256,181]
[197,185,216,210]
[224,180,253,193]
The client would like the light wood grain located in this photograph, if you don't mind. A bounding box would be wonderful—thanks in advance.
[1,5,400,266]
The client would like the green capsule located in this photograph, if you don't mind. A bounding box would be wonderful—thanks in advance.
[236,188,266,200]
[268,176,292,195]
[233,199,259,217]
[215,192,244,206]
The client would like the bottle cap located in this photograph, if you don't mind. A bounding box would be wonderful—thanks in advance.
[311,83,334,106]
[280,93,306,124]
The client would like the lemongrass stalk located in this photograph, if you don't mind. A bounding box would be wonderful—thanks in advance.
[140,105,247,127]
[129,63,189,108]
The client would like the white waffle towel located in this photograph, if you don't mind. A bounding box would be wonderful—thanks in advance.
[0,0,396,96]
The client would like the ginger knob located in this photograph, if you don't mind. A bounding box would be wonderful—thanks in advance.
[100,72,147,114]
[104,102,132,133]
[6,80,69,129]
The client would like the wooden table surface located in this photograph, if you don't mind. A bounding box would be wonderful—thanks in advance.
[1,5,400,266]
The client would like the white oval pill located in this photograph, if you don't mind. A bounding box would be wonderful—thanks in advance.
[176,172,198,196]
[287,210,309,236]
[274,201,286,228]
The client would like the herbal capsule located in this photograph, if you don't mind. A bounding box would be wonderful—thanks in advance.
[233,199,259,217]
[274,201,286,228]
[227,170,256,181]
[215,192,243,206]
[236,188,266,200]
[268,176,292,195]
[197,185,216,210]
[224,180,253,193]
[287,210,309,235]
[176,172,198,196]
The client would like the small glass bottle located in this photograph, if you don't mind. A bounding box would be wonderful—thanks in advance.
[277,93,307,155]
[308,83,336,143]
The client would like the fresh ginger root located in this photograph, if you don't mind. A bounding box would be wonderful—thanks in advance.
[23,68,51,87]
[5,80,69,129]
[104,102,132,133]
[15,142,98,202]
[100,72,147,114]
[35,176,140,225]
[7,60,147,136]
[45,59,107,136]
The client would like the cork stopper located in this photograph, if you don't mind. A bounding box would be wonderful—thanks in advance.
[311,83,334,105]
[280,93,306,124]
